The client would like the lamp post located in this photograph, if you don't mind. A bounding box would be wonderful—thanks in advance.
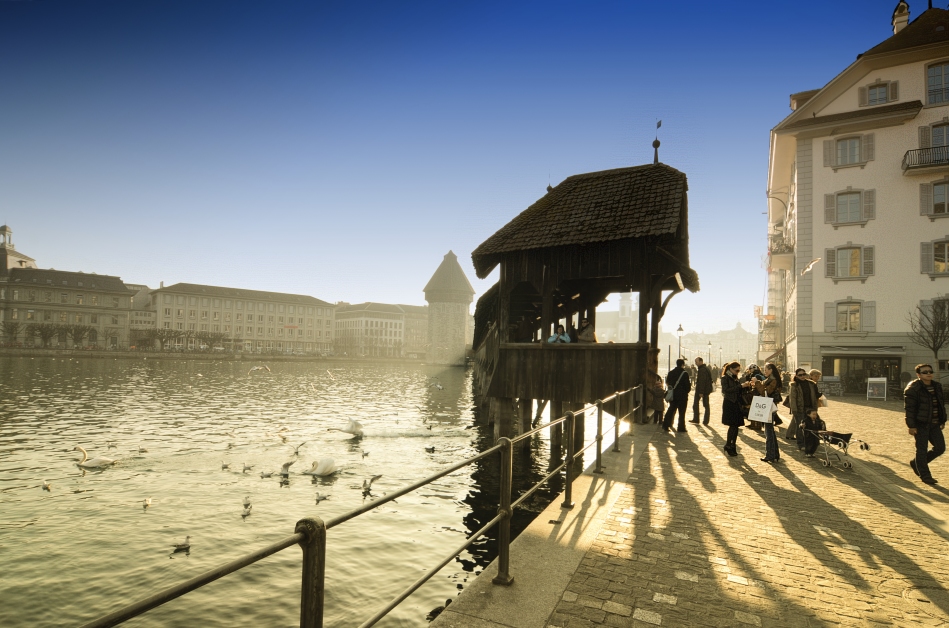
[676,324,683,360]
[708,341,712,364]
[719,346,723,365]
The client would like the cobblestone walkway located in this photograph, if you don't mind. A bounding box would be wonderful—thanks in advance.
[547,392,949,628]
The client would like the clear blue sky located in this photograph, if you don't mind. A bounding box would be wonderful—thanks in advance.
[0,0,928,334]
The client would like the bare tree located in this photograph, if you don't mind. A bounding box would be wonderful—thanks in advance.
[65,324,95,348]
[153,328,182,351]
[32,323,61,348]
[908,300,949,374]
[1,321,21,345]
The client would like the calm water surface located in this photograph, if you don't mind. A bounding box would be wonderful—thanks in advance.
[0,357,562,627]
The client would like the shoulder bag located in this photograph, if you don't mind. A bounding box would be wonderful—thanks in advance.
[665,371,686,402]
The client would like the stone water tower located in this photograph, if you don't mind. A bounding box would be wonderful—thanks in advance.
[424,251,475,366]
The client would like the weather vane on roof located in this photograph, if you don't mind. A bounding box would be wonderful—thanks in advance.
[653,119,662,164]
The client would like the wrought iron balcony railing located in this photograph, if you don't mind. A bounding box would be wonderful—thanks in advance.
[902,146,949,171]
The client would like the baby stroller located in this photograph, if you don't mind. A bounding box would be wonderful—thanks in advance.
[805,419,870,469]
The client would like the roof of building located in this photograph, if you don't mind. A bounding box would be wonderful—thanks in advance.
[335,302,406,314]
[471,163,688,278]
[781,99,923,130]
[7,268,130,292]
[423,251,475,297]
[860,7,948,57]
[154,282,332,305]
[397,304,429,315]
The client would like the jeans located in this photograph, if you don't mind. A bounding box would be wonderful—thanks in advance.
[663,399,687,430]
[914,423,946,480]
[692,393,710,423]
[764,418,779,460]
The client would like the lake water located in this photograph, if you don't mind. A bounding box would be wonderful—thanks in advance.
[0,357,564,627]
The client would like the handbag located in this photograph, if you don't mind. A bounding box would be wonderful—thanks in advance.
[665,371,686,402]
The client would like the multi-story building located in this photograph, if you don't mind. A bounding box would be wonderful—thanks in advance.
[335,302,408,357]
[150,283,334,353]
[400,304,429,358]
[0,225,134,348]
[424,251,475,366]
[765,3,948,393]
[595,293,640,343]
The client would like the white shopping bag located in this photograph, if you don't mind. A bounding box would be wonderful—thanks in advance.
[748,396,774,423]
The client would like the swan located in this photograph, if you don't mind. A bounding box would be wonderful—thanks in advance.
[279,461,295,476]
[302,458,339,476]
[73,446,116,469]
[328,419,363,437]
[171,536,191,551]
[242,495,251,507]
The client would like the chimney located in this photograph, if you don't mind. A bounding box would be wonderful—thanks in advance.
[160,281,164,288]
[892,1,910,35]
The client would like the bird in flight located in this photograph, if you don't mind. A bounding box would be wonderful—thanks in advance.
[800,258,821,276]
[292,441,308,456]
[362,474,383,497]
[248,365,271,374]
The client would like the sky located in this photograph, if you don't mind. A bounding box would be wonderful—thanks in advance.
[1,0,932,335]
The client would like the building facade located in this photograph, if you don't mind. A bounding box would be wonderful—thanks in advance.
[766,3,948,393]
[424,251,475,366]
[0,226,135,349]
[150,283,334,353]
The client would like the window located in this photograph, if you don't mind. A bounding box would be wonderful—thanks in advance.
[212,312,219,321]
[91,314,97,324]
[279,305,285,313]
[922,179,949,217]
[825,189,874,225]
[201,324,208,331]
[868,85,887,105]
[258,327,264,335]
[188,323,196,331]
[189,310,196,319]
[825,245,874,280]
[213,299,220,307]
[112,315,118,325]
[928,62,949,105]
[934,124,948,148]
[859,80,898,106]
[202,298,209,307]
[177,308,184,318]
[60,293,68,303]
[176,322,184,330]
[44,291,52,302]
[224,313,231,322]
[922,240,949,275]
[837,138,860,165]
[91,295,98,306]
[44,311,52,321]
[163,322,171,329]
[823,134,874,169]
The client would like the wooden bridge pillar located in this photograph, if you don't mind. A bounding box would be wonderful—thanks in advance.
[517,398,533,448]
[492,397,515,441]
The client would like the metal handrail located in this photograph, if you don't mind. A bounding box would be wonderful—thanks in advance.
[902,146,949,171]
[79,385,641,628]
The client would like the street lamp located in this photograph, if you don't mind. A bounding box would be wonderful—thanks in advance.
[676,324,683,360]
[719,346,723,365]
[708,341,712,364]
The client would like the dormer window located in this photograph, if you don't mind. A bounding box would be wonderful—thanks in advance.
[859,80,898,107]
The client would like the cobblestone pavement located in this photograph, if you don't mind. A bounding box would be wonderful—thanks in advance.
[547,391,949,628]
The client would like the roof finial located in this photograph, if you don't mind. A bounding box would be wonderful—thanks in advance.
[653,119,662,164]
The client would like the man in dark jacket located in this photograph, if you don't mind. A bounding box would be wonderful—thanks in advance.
[690,357,714,425]
[662,358,692,433]
[905,363,947,486]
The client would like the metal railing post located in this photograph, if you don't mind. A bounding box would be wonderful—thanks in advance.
[493,437,514,586]
[296,517,327,628]
[562,412,575,509]
[594,400,605,474]
[613,392,622,452]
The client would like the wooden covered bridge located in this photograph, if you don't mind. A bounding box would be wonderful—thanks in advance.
[470,154,700,439]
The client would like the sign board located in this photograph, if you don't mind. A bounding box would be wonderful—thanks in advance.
[867,377,888,400]
[748,396,774,423]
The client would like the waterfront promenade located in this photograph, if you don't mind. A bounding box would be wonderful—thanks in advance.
[434,391,949,627]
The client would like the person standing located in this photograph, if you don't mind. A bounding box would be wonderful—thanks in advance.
[754,363,783,463]
[905,363,946,486]
[785,368,808,445]
[721,361,754,456]
[690,357,713,425]
[662,358,692,432]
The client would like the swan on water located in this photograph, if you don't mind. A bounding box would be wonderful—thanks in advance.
[242,495,251,507]
[242,463,254,473]
[42,481,51,492]
[328,419,363,437]
[314,492,329,504]
[302,458,339,476]
[171,536,191,551]
[142,497,152,510]
[279,461,295,476]
[73,446,116,469]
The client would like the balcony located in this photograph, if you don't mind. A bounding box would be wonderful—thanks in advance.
[768,237,794,271]
[902,146,949,175]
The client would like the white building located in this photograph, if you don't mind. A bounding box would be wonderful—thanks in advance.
[335,302,415,357]
[766,3,948,393]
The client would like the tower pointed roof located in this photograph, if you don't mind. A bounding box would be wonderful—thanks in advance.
[424,251,475,304]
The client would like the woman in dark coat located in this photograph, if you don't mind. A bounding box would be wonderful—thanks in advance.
[721,361,754,456]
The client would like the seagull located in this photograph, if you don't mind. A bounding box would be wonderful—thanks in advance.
[362,474,382,497]
[326,369,335,380]
[425,446,435,453]
[303,458,339,476]
[800,258,821,276]
[142,497,152,510]
[171,536,191,551]
[361,451,370,458]
[259,471,274,478]
[106,442,117,449]
[42,481,51,492]
[292,441,308,456]
[430,383,444,390]
[279,461,295,476]
[248,365,271,374]
[242,463,254,473]
[242,504,252,518]
[242,495,251,507]
[138,446,148,453]
[314,492,329,504]
[73,446,116,469]
[222,462,230,470]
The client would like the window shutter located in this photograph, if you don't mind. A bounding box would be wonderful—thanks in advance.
[825,248,836,277]
[921,242,934,273]
[858,86,868,106]
[920,126,932,149]
[862,133,875,162]
[823,140,834,167]
[825,193,836,223]
[824,303,836,332]
[863,189,875,220]
[862,301,876,331]
[920,183,933,215]
[862,246,874,276]
[888,81,898,102]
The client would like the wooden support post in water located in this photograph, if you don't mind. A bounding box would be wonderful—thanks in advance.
[492,397,514,441]
[493,437,515,585]
[296,517,326,628]
[517,398,533,447]
[549,397,563,463]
